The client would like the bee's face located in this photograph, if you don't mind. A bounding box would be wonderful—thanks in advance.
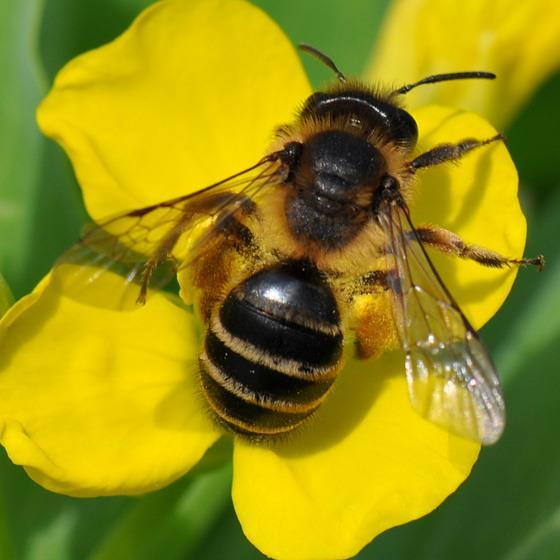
[296,130,385,210]
[281,129,384,250]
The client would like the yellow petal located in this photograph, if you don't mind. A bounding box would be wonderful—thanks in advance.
[367,0,560,127]
[233,352,478,560]
[0,270,220,497]
[37,0,311,221]
[410,105,525,330]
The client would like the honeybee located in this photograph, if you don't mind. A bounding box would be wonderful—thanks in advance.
[52,45,543,444]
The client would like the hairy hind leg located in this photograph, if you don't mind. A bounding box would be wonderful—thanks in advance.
[412,225,544,270]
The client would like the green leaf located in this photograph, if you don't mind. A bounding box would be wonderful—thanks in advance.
[90,464,232,560]
[0,450,128,560]
[0,460,14,560]
[0,274,14,316]
[506,72,560,201]
[40,0,156,81]
[496,258,560,382]
[192,501,264,560]
[0,0,47,294]
[253,0,390,87]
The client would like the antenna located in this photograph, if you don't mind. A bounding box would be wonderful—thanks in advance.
[298,44,346,83]
[393,71,496,95]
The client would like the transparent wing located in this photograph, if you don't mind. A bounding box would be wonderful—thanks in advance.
[378,198,505,445]
[51,155,286,310]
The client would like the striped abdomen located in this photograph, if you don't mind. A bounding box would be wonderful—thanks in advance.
[200,261,343,436]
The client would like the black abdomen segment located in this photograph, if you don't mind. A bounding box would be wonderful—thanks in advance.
[200,261,343,436]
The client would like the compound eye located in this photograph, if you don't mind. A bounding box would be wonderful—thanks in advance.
[389,107,418,148]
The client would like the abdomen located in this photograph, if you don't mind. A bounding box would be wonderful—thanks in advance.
[200,260,343,436]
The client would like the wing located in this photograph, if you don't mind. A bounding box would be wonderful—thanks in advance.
[377,197,505,445]
[51,154,287,310]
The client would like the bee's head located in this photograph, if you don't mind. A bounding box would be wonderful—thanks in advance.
[297,44,496,151]
[300,89,419,149]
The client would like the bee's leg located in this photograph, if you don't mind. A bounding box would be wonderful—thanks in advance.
[353,287,400,359]
[413,225,544,270]
[214,197,259,256]
[332,269,392,299]
[352,270,390,294]
[409,134,503,170]
[137,259,158,305]
[336,270,400,359]
[190,202,259,321]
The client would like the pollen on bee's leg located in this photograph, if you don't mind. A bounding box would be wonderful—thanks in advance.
[353,291,399,359]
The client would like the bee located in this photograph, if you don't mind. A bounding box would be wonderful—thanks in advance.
[53,45,543,444]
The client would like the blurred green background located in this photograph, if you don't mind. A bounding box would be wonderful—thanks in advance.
[1,0,559,559]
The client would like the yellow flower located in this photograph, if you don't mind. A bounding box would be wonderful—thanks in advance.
[0,0,540,558]
[367,0,560,127]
